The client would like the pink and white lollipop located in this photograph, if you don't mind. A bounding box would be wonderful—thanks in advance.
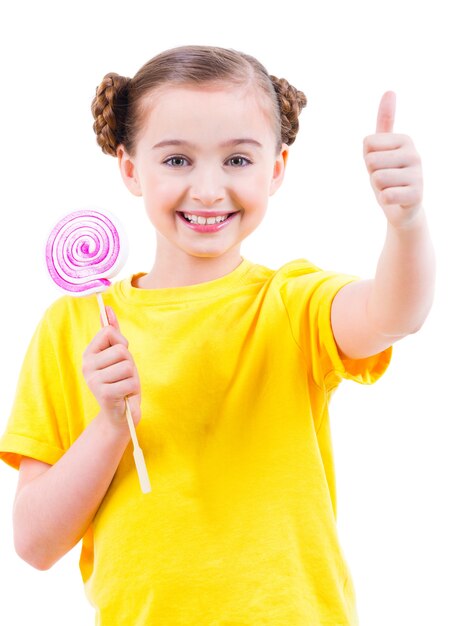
[46,209,151,494]
[45,209,127,296]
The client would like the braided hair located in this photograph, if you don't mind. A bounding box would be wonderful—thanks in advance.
[91,45,307,157]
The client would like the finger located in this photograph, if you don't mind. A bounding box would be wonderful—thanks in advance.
[93,343,133,371]
[363,133,409,158]
[371,168,413,191]
[376,91,396,133]
[105,378,140,403]
[364,148,410,173]
[379,185,421,208]
[98,359,136,384]
[88,325,129,355]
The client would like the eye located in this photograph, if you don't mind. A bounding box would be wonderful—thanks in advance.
[163,154,252,168]
[226,155,252,167]
[163,155,190,167]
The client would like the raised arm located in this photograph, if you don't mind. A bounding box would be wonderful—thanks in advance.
[331,92,436,360]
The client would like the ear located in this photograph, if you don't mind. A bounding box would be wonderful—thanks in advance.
[269,143,289,196]
[117,145,142,197]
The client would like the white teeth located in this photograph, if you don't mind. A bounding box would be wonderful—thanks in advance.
[183,213,229,224]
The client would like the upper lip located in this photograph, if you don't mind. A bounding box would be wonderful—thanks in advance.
[179,210,237,217]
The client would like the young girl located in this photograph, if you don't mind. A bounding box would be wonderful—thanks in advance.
[0,45,435,625]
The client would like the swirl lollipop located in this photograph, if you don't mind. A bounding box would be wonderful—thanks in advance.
[46,209,151,494]
[46,209,127,296]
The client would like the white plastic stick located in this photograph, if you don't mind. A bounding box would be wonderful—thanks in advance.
[96,293,151,494]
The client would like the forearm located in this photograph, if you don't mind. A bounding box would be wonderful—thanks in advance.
[367,207,436,337]
[13,412,131,570]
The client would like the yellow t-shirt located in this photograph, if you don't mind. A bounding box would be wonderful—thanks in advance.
[0,257,392,625]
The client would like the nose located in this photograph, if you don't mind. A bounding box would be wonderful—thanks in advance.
[189,166,226,207]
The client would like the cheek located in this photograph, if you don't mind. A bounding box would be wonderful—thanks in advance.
[237,170,272,205]
[142,174,184,206]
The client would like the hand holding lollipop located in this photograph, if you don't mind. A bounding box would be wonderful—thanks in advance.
[46,209,151,494]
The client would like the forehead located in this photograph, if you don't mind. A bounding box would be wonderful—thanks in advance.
[138,84,276,143]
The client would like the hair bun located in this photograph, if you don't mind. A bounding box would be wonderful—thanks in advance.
[270,76,307,146]
[91,72,131,156]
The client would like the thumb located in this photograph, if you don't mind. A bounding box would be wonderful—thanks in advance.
[376,91,396,133]
[104,305,121,331]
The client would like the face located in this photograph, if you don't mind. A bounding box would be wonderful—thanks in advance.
[118,84,288,266]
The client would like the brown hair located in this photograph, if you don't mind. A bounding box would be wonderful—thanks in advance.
[91,45,307,157]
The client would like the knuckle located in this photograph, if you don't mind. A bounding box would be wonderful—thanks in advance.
[82,361,93,383]
[128,371,140,388]
[122,361,134,378]
[120,343,130,357]
[364,153,377,172]
[371,170,384,187]
[128,383,141,399]
[108,327,128,347]
[88,370,100,389]
[113,343,129,360]
[382,188,395,204]
[401,133,413,146]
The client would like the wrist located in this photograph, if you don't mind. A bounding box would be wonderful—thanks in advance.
[95,410,132,444]
[387,204,427,234]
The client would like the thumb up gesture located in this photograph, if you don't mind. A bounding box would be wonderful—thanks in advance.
[363,91,423,229]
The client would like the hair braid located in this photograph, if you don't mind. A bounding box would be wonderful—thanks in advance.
[91,72,131,156]
[91,47,308,157]
[269,76,307,146]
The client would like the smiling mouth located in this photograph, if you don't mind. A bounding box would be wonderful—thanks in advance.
[177,212,236,224]
[176,211,239,230]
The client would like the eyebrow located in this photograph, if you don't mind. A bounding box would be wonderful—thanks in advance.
[152,138,263,150]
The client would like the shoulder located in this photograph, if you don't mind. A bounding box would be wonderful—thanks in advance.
[268,258,322,280]
[246,258,323,290]
[277,258,322,275]
[36,285,121,350]
[267,258,359,298]
[41,293,98,333]
[43,274,128,325]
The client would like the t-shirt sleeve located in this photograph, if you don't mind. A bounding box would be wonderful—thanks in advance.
[0,305,71,470]
[279,259,392,391]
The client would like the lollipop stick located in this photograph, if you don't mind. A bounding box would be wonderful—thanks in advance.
[96,293,151,494]
[97,292,109,328]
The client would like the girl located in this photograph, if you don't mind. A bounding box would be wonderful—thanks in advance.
[0,45,435,625]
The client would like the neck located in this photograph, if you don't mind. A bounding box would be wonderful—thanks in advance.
[135,241,244,289]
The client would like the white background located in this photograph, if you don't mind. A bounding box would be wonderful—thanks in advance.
[0,1,448,624]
